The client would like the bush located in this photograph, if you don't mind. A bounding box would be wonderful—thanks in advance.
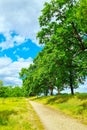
[76,93,87,100]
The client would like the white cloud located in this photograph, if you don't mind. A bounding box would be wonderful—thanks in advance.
[0,56,33,86]
[13,35,26,45]
[0,32,26,50]
[0,0,50,43]
[0,0,50,86]
[0,56,12,68]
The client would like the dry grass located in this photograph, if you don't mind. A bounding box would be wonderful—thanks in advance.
[31,93,87,125]
[0,98,44,130]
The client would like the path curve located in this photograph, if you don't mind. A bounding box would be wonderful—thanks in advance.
[29,101,87,130]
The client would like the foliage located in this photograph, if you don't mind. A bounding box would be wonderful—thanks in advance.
[20,0,87,96]
[0,84,24,97]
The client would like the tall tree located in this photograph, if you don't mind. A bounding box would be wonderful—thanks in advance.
[20,0,87,96]
[37,0,87,94]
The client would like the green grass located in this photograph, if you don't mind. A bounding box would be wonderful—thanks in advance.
[0,98,44,130]
[31,93,87,125]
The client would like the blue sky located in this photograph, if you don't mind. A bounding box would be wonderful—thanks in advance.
[0,31,43,86]
[0,32,42,61]
[0,0,50,86]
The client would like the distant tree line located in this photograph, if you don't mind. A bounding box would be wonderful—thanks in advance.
[20,0,87,96]
[0,80,24,97]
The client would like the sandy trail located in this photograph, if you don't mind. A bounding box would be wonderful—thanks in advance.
[29,101,87,130]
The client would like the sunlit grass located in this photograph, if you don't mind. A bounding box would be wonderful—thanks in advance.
[0,98,44,130]
[31,93,87,125]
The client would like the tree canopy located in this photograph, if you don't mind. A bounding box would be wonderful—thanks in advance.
[20,0,87,96]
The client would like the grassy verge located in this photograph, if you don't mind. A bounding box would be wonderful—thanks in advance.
[30,93,87,125]
[0,98,44,130]
[26,99,44,130]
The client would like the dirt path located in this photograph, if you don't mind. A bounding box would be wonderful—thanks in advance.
[29,101,87,130]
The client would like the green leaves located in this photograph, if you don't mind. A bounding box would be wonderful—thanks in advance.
[36,0,87,95]
[20,0,87,96]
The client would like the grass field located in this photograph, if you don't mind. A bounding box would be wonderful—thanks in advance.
[0,98,44,130]
[1,94,87,130]
[31,93,87,125]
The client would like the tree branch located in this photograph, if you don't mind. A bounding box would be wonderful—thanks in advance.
[71,22,86,51]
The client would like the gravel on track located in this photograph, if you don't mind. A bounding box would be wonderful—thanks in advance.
[29,101,87,130]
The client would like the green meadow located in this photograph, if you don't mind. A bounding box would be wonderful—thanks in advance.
[0,94,87,130]
[0,98,44,130]
[31,93,87,125]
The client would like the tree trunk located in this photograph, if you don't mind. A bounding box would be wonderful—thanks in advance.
[57,87,60,95]
[70,70,74,95]
[49,86,53,96]
[70,79,74,95]
[44,89,48,96]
